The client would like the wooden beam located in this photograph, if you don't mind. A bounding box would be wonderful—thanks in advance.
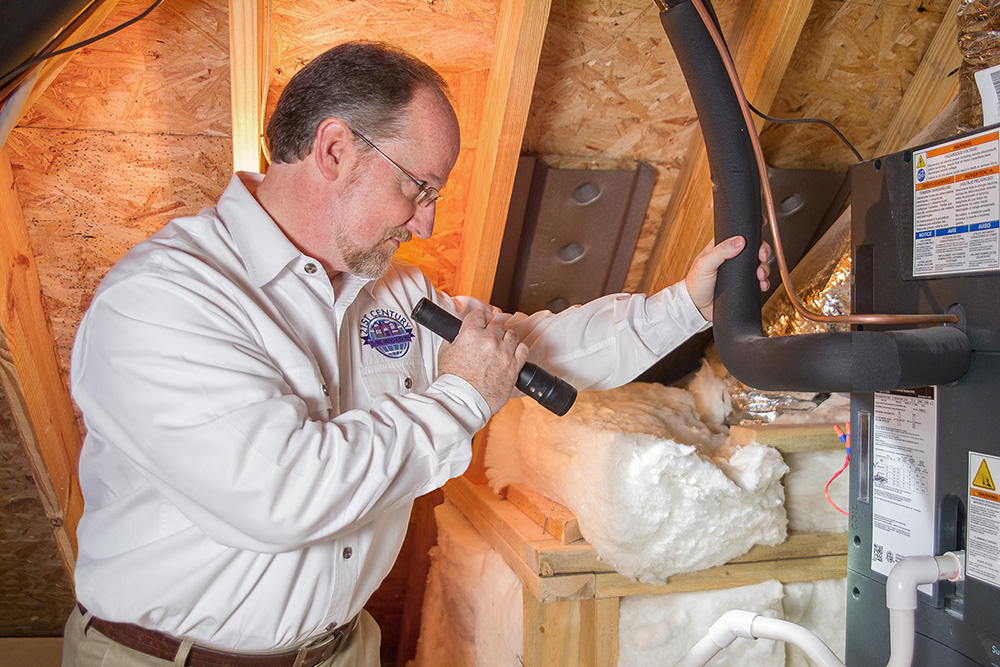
[0,148,83,576]
[454,0,553,300]
[639,0,814,293]
[228,0,269,173]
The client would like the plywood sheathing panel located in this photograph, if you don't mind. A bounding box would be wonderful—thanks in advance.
[17,0,231,137]
[7,130,232,375]
[522,0,741,292]
[761,0,957,172]
[0,388,75,636]
[8,0,233,386]
[267,0,500,294]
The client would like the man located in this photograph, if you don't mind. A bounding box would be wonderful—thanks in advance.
[63,41,769,666]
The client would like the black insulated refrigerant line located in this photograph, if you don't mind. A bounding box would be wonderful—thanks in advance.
[656,0,972,393]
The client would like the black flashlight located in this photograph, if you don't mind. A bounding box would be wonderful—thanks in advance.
[411,298,577,416]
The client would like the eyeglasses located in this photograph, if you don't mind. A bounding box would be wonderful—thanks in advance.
[350,128,443,207]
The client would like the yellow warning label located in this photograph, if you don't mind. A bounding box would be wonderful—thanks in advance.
[916,155,926,168]
[973,459,996,491]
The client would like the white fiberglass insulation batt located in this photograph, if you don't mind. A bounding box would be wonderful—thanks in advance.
[783,578,848,666]
[485,383,789,584]
[408,501,522,667]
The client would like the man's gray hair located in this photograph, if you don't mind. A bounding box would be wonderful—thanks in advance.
[266,41,450,164]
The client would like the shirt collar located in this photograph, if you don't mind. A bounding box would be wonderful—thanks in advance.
[217,172,302,288]
[217,172,381,300]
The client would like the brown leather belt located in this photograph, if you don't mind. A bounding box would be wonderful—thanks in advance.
[78,604,357,667]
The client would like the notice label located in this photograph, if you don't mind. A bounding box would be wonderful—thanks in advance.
[871,388,937,589]
[968,452,1000,588]
[912,129,1000,277]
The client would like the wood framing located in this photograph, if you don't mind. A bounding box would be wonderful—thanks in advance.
[0,148,83,575]
[876,0,962,156]
[454,0,553,300]
[639,0,814,293]
[229,0,269,172]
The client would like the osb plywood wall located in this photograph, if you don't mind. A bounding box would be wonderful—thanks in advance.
[8,0,233,390]
[525,0,953,293]
[0,387,75,636]
[761,0,955,171]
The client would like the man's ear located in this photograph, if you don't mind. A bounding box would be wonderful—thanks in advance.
[312,117,354,182]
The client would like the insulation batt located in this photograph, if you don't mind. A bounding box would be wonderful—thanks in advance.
[408,501,522,667]
[486,382,789,584]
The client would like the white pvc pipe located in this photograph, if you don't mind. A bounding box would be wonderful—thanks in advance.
[671,610,846,667]
[884,551,965,666]
[750,616,846,667]
[670,551,966,667]
[672,609,756,667]
[886,609,915,667]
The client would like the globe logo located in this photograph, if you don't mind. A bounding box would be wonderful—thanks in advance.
[361,309,414,359]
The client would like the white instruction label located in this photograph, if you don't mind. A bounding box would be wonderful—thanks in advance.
[871,388,937,589]
[975,64,1000,126]
[912,128,1000,277]
[968,452,1000,588]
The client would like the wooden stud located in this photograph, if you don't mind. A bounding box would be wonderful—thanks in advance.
[228,0,269,173]
[0,147,82,575]
[579,597,619,667]
[454,0,553,300]
[639,0,814,293]
[522,589,581,667]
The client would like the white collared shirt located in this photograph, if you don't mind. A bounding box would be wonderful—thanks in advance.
[71,172,709,650]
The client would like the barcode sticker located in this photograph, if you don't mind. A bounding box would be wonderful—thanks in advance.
[975,64,1000,126]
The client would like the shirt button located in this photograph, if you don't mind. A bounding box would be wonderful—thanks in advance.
[404,377,413,389]
[322,383,329,396]
[304,263,318,274]
[343,547,353,559]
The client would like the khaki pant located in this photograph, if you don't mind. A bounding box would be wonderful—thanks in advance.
[62,604,381,667]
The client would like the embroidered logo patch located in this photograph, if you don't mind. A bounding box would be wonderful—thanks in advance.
[360,309,415,359]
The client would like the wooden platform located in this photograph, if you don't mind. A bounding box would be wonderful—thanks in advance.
[443,421,850,666]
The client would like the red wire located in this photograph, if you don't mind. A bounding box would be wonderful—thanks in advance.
[825,453,850,516]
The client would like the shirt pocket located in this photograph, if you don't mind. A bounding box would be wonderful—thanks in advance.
[359,358,430,402]
[281,362,332,419]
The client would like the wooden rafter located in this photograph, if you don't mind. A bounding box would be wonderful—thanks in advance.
[229,0,270,173]
[0,148,83,577]
[639,0,814,293]
[454,0,554,301]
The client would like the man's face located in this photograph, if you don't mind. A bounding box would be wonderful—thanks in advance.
[329,87,460,279]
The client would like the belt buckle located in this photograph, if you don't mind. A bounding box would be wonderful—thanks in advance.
[298,620,351,666]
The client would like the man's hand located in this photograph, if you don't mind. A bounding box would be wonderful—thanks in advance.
[437,310,528,414]
[685,235,771,322]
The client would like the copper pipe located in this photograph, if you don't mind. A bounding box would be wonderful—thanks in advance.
[690,0,958,326]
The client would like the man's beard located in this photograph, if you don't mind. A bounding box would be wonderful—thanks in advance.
[339,228,412,279]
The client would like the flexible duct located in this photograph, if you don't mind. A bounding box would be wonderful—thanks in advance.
[658,0,972,392]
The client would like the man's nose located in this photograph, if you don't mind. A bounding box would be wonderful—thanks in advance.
[405,205,435,240]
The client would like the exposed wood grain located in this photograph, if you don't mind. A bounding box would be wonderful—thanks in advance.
[454,0,553,299]
[594,554,847,599]
[229,0,269,172]
[505,482,582,544]
[876,0,962,156]
[0,148,82,573]
[579,597,619,667]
